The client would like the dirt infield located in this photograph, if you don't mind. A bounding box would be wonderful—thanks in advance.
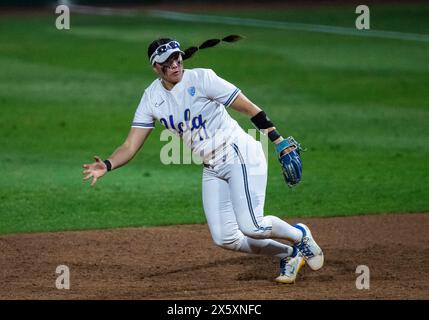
[0,213,428,300]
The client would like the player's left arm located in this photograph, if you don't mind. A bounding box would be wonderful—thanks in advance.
[230,93,285,146]
[230,92,303,187]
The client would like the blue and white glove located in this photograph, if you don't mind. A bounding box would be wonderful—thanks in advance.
[275,136,304,188]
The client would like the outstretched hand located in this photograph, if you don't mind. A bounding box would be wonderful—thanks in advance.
[82,156,107,186]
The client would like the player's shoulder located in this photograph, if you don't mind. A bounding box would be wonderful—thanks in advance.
[146,78,163,93]
[142,78,163,100]
[186,68,216,79]
[134,79,162,111]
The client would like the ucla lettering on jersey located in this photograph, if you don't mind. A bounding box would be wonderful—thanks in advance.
[159,108,208,141]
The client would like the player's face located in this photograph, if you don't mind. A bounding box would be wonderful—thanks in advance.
[153,53,184,87]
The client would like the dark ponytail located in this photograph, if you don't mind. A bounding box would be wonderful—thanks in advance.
[182,35,244,60]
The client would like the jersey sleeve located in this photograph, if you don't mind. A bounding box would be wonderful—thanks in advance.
[202,69,241,107]
[132,91,155,129]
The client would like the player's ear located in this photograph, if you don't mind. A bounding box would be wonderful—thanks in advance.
[152,64,160,76]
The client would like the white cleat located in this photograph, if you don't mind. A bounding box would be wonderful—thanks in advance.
[275,253,305,284]
[293,223,324,271]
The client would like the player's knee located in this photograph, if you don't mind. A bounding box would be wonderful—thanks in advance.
[239,216,272,239]
[240,226,271,239]
[212,233,244,251]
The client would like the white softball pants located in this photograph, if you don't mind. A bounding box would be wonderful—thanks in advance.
[202,133,302,259]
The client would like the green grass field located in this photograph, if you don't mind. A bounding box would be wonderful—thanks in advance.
[0,3,428,234]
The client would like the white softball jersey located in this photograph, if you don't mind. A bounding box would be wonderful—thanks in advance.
[132,68,244,162]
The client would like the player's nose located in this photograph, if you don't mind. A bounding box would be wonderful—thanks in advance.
[170,61,179,70]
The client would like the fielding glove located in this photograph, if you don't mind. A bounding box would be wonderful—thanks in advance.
[275,136,304,188]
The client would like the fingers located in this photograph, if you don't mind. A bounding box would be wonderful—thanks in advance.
[82,173,100,187]
[82,157,103,186]
[280,145,296,156]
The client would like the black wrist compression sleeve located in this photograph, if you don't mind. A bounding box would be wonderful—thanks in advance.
[251,111,281,142]
[250,111,274,130]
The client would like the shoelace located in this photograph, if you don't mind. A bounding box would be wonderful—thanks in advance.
[280,258,295,276]
[295,237,315,258]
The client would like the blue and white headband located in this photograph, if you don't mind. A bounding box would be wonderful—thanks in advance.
[149,40,185,65]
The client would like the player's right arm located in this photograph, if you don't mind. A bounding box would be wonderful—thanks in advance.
[82,127,152,186]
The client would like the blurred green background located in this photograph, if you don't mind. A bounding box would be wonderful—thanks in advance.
[0,2,428,234]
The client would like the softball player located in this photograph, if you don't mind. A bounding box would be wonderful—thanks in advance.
[83,37,324,284]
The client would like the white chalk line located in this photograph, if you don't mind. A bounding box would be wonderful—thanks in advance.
[149,10,429,43]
